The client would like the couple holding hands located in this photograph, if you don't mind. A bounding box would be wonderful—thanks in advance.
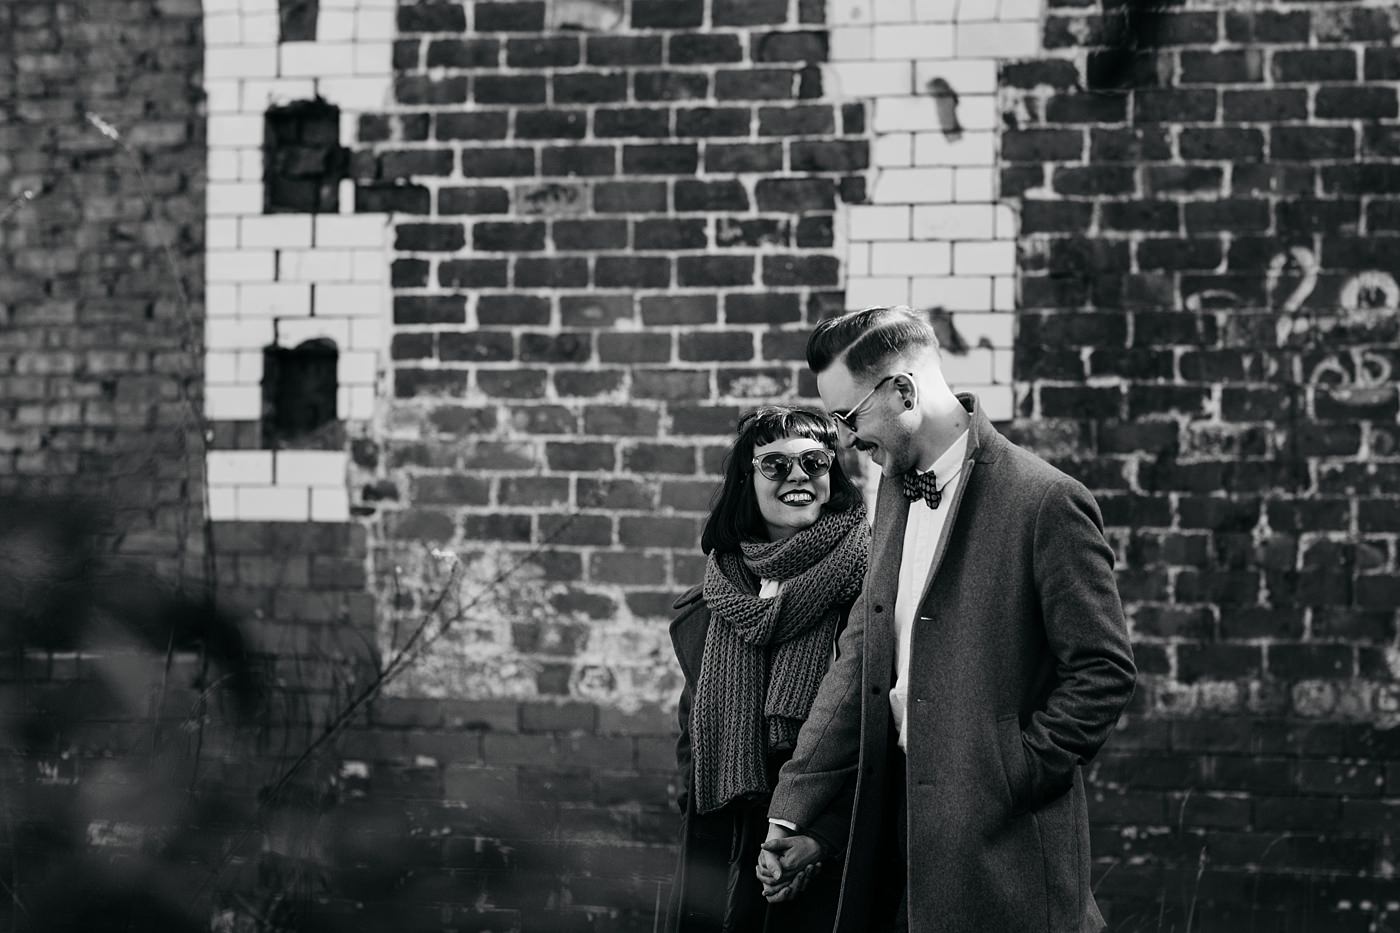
[665,307,1137,933]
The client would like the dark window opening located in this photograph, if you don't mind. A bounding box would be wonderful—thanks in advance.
[263,99,347,214]
[279,0,319,42]
[262,339,343,450]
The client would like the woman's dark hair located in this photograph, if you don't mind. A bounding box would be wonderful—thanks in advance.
[807,305,940,378]
[700,405,863,554]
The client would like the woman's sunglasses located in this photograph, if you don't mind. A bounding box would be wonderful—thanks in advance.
[750,448,834,482]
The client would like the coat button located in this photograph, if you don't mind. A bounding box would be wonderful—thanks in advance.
[871,686,881,695]
[874,605,883,613]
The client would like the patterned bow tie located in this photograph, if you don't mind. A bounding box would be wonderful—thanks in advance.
[902,470,943,510]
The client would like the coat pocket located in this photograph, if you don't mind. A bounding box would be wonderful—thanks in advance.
[995,714,1032,815]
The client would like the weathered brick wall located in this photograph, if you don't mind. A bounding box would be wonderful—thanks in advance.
[1006,3,1400,928]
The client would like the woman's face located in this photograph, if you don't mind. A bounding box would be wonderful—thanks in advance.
[751,435,833,542]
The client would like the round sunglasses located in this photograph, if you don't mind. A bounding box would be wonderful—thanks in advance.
[750,448,834,482]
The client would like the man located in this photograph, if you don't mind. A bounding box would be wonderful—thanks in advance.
[757,307,1136,932]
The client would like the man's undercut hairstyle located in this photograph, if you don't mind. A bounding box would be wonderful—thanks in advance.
[806,306,940,378]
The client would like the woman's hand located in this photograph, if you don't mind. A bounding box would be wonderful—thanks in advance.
[755,825,825,902]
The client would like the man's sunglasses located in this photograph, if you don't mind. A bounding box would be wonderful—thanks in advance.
[751,448,834,482]
[832,373,910,433]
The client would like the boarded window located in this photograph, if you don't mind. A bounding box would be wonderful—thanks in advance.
[262,339,342,450]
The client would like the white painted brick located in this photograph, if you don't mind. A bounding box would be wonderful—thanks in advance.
[827,62,912,98]
[992,348,1015,383]
[207,115,264,149]
[206,352,239,384]
[349,317,384,351]
[993,203,1019,238]
[871,241,952,276]
[959,21,1040,58]
[207,218,239,250]
[954,1,998,21]
[279,249,355,282]
[998,0,1044,21]
[873,96,943,134]
[205,47,277,79]
[830,27,873,61]
[208,450,274,486]
[873,0,915,24]
[339,179,358,213]
[207,249,275,283]
[205,13,243,46]
[316,284,384,318]
[241,215,314,249]
[846,276,911,309]
[275,451,347,486]
[281,43,357,78]
[241,284,313,319]
[318,77,392,111]
[954,240,1017,276]
[206,318,275,352]
[206,284,239,318]
[952,167,996,202]
[976,385,1014,421]
[278,316,351,348]
[993,275,1017,311]
[848,243,871,277]
[324,0,394,7]
[830,0,873,26]
[355,7,397,40]
[849,205,912,241]
[207,149,240,182]
[914,203,997,240]
[338,351,379,385]
[311,487,351,522]
[236,486,310,522]
[954,311,1016,348]
[873,24,953,59]
[914,130,996,166]
[201,0,249,13]
[242,12,280,44]
[339,110,360,148]
[316,215,389,248]
[916,58,999,95]
[241,78,316,112]
[911,275,992,311]
[339,384,377,420]
[950,93,998,132]
[207,182,264,216]
[207,487,238,522]
[237,350,265,383]
[204,79,242,114]
[318,9,357,40]
[939,347,996,385]
[913,0,959,21]
[353,43,393,77]
[873,133,914,168]
[203,385,263,420]
[239,149,264,182]
[875,167,957,206]
[351,250,389,282]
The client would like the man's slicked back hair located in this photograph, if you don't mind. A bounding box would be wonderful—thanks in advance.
[806,306,940,378]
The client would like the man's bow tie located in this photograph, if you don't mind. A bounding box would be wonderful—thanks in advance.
[902,470,943,510]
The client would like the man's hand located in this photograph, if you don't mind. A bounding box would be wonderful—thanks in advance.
[755,825,825,903]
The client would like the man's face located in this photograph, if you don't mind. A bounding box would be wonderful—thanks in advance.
[816,359,920,475]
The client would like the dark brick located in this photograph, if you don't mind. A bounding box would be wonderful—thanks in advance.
[583,406,663,437]
[1366,48,1400,81]
[634,70,710,101]
[633,369,711,400]
[542,145,616,177]
[395,75,469,104]
[595,256,672,288]
[713,0,788,26]
[622,143,698,174]
[395,223,465,251]
[438,186,510,215]
[1317,86,1398,121]
[598,333,672,363]
[1272,126,1356,161]
[478,295,551,326]
[675,179,749,212]
[515,257,589,289]
[1101,201,1179,233]
[704,143,784,173]
[474,222,546,252]
[1052,165,1135,197]
[396,369,470,399]
[392,258,430,288]
[474,74,547,104]
[1276,199,1361,234]
[546,442,616,472]
[587,35,663,66]
[439,259,509,288]
[757,104,834,136]
[478,370,547,398]
[397,4,466,32]
[379,149,455,178]
[436,111,509,140]
[461,147,536,177]
[753,31,827,62]
[669,33,744,64]
[716,69,797,100]
[675,106,751,138]
[631,0,704,29]
[677,256,755,288]
[1044,92,1128,125]
[560,294,633,327]
[556,370,626,397]
[553,72,629,104]
[356,184,431,214]
[595,181,668,213]
[595,107,671,138]
[1272,49,1357,83]
[394,38,421,70]
[1136,238,1223,271]
[1002,128,1084,162]
[520,333,592,364]
[1225,10,1310,44]
[762,255,839,287]
[640,295,717,326]
[754,177,834,212]
[1184,200,1270,233]
[1133,89,1216,124]
[1091,127,1172,162]
[391,332,434,360]
[506,36,579,68]
[475,2,546,31]
[633,218,706,250]
[1220,89,1307,124]
[1020,200,1094,234]
[414,475,492,506]
[678,333,753,363]
[439,331,513,362]
[1179,50,1264,85]
[1179,128,1263,161]
[514,109,587,140]
[426,37,500,68]
[553,218,628,250]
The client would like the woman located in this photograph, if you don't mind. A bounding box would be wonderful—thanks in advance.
[666,405,869,933]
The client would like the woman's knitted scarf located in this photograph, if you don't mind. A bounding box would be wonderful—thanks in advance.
[690,504,869,815]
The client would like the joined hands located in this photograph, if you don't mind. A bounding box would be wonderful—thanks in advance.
[755,825,825,903]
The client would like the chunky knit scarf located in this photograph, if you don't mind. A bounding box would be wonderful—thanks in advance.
[690,505,869,815]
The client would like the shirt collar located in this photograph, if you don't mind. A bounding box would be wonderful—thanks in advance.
[918,429,970,479]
